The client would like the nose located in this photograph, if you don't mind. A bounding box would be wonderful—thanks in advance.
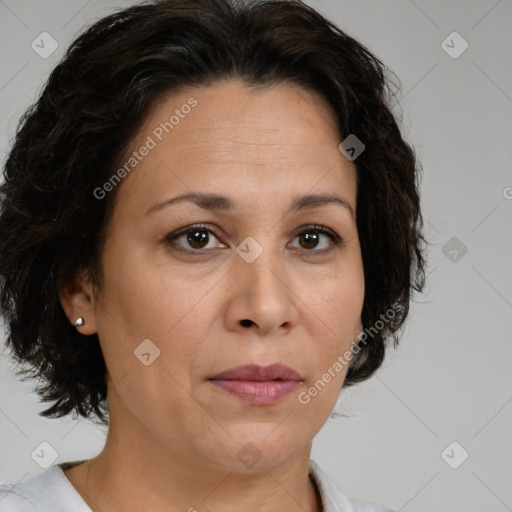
[224,244,299,337]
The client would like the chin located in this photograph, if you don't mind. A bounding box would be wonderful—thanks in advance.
[201,431,306,473]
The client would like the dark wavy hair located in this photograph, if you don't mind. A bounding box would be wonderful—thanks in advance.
[0,0,427,425]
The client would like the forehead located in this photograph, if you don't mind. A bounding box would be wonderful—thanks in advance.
[112,79,356,214]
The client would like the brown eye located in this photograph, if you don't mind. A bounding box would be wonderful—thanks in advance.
[166,223,343,255]
[166,224,224,252]
[186,228,210,249]
[291,225,342,253]
[299,231,321,250]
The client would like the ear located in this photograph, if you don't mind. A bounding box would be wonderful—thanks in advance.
[58,268,98,335]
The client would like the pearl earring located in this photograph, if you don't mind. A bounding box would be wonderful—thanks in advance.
[74,317,85,327]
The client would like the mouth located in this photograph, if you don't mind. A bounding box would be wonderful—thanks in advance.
[208,364,302,405]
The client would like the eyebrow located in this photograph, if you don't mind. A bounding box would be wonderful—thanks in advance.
[146,191,355,219]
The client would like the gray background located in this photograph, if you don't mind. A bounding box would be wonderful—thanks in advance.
[0,1,511,511]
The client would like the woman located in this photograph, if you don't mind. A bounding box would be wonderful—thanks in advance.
[0,0,426,510]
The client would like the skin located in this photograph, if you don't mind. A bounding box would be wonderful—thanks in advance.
[59,79,365,512]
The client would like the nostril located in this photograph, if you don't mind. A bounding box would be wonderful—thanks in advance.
[240,319,253,327]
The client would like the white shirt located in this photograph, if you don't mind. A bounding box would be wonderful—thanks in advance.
[0,459,395,511]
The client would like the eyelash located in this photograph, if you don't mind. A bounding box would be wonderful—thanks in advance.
[165,223,344,255]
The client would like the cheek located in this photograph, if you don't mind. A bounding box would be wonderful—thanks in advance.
[92,252,213,428]
[302,259,364,337]
[97,245,212,342]
[298,262,364,401]
[94,243,225,399]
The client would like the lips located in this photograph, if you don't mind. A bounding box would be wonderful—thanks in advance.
[210,363,302,382]
[209,364,302,405]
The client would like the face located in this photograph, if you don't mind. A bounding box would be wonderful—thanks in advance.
[71,80,364,472]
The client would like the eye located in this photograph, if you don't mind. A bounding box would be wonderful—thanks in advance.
[290,224,343,253]
[165,223,343,254]
[166,224,224,252]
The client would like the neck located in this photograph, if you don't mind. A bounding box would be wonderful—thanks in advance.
[64,408,322,512]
